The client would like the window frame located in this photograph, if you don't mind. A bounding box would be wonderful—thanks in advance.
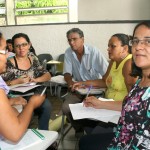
[0,0,78,26]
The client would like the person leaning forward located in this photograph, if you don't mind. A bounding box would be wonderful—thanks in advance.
[62,28,108,137]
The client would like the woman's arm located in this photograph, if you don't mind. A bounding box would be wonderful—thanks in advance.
[84,96,122,111]
[0,89,45,142]
[30,72,51,83]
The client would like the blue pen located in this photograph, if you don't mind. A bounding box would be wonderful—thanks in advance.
[85,85,93,98]
[83,85,93,107]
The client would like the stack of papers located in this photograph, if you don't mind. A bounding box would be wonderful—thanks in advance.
[69,102,120,124]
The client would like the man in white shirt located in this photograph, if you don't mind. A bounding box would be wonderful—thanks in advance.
[62,28,108,137]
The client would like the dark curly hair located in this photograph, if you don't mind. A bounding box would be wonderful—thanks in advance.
[12,33,30,48]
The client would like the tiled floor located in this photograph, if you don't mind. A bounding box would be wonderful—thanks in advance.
[30,88,80,150]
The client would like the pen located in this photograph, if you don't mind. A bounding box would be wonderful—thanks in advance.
[40,87,47,96]
[31,128,45,140]
[83,85,92,106]
[85,85,93,98]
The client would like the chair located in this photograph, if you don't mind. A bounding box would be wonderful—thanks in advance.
[37,53,54,75]
[55,54,64,76]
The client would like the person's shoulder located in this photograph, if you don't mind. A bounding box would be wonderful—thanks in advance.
[28,52,38,60]
[85,44,100,52]
[65,47,71,51]
[65,47,72,55]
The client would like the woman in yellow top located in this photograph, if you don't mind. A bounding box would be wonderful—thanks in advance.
[73,33,137,111]
[105,54,132,101]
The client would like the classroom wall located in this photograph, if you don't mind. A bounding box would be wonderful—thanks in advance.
[1,23,137,60]
[78,0,150,21]
[1,0,149,60]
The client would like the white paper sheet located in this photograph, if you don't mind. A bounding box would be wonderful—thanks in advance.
[69,103,120,124]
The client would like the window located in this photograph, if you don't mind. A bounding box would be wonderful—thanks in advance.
[0,0,6,26]
[0,0,78,26]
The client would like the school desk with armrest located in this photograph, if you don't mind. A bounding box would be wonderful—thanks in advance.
[0,129,58,150]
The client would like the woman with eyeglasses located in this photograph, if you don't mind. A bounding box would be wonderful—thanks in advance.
[79,21,150,150]
[1,33,52,130]
[0,33,46,142]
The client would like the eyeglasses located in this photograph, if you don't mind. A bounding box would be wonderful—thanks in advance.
[0,50,6,55]
[67,37,81,43]
[14,42,28,48]
[129,39,150,47]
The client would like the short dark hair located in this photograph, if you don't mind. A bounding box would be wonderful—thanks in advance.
[12,33,30,47]
[112,33,132,53]
[6,39,12,44]
[66,28,84,38]
[130,21,150,78]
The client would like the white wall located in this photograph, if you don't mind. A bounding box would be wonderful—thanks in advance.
[1,23,137,60]
[1,0,149,60]
[78,0,150,21]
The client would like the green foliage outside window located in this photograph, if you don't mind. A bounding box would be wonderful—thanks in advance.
[16,0,68,15]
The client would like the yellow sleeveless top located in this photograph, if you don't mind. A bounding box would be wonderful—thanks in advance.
[105,54,132,101]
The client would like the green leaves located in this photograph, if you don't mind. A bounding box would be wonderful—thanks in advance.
[16,0,68,15]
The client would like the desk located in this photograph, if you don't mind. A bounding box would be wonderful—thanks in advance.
[49,75,67,97]
[75,88,105,96]
[0,129,58,150]
[26,130,58,150]
[47,60,62,75]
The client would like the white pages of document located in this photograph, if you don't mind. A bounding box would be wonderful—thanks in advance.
[69,103,120,124]
[0,129,42,150]
[9,83,41,93]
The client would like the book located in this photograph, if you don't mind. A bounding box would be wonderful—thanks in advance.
[0,129,43,150]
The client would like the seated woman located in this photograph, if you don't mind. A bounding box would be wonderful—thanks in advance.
[72,33,137,134]
[1,33,52,130]
[79,21,150,150]
[0,33,45,142]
